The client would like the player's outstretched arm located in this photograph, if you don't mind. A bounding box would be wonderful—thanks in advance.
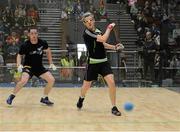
[103,42,124,51]
[97,23,115,43]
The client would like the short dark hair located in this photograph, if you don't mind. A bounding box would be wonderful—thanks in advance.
[28,26,38,32]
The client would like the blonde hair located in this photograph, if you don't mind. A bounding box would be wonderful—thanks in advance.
[81,12,94,22]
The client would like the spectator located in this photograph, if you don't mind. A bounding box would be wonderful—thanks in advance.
[143,31,157,83]
[168,0,176,15]
[24,16,36,27]
[61,8,68,20]
[60,55,72,80]
[6,31,19,45]
[2,6,15,28]
[14,4,26,27]
[73,0,83,19]
[130,2,138,23]
[127,0,137,14]
[20,30,29,43]
[26,6,39,24]
[98,0,107,19]
[0,54,4,65]
[151,1,159,19]
[173,23,180,46]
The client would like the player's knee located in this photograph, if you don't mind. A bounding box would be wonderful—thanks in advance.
[108,78,115,85]
[82,85,91,90]
[18,79,28,86]
[47,76,55,84]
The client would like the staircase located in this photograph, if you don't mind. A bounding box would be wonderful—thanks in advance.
[106,3,140,81]
[38,1,62,50]
[174,5,180,22]
[37,0,63,81]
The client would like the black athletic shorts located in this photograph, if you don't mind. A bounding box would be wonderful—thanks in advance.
[84,61,113,81]
[23,65,48,78]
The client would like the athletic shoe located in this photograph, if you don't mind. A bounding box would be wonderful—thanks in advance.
[112,106,121,116]
[77,97,84,109]
[40,97,54,106]
[6,94,15,105]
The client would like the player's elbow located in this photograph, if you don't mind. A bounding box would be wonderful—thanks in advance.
[97,36,107,43]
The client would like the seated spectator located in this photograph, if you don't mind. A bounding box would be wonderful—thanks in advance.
[24,16,36,27]
[20,30,29,43]
[173,23,180,46]
[89,5,101,21]
[0,41,4,56]
[65,0,74,19]
[151,22,160,37]
[6,31,19,45]
[5,31,20,63]
[151,2,160,21]
[0,53,4,64]
[26,6,39,24]
[61,8,68,20]
[168,0,176,14]
[2,6,15,28]
[73,0,83,19]
[14,4,26,26]
[98,0,107,19]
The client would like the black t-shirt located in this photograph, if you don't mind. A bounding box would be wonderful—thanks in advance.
[143,40,157,59]
[83,28,106,60]
[19,39,48,68]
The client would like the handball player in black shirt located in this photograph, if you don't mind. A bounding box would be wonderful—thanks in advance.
[76,12,124,116]
[7,27,57,106]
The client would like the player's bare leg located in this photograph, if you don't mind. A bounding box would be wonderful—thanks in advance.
[40,71,55,106]
[77,80,92,109]
[6,73,29,105]
[104,74,121,116]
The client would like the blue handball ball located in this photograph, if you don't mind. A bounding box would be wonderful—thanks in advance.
[124,102,134,111]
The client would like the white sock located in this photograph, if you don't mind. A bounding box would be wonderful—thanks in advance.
[80,96,85,99]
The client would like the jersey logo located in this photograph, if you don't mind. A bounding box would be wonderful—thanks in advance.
[29,46,43,55]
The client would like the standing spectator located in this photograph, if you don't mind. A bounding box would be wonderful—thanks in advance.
[127,0,137,14]
[143,31,157,83]
[130,2,138,23]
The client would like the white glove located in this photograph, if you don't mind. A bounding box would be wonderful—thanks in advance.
[49,64,57,71]
[115,43,124,51]
[17,64,23,73]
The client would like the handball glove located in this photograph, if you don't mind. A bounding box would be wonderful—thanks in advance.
[49,64,57,71]
[17,64,23,73]
[115,43,124,51]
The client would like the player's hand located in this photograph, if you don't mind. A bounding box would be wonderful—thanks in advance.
[115,43,124,51]
[107,23,116,30]
[49,64,57,71]
[17,64,23,73]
